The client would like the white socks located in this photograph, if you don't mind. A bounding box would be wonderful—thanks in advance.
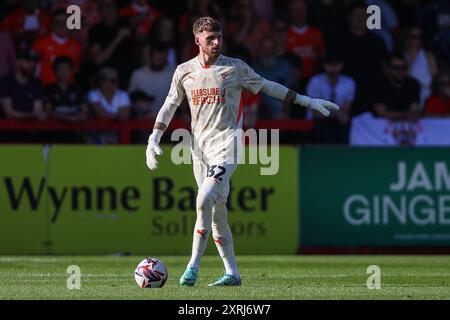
[212,202,239,277]
[187,190,239,277]
[187,189,214,270]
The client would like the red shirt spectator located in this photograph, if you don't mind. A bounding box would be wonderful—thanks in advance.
[285,0,325,80]
[285,26,325,80]
[227,0,271,59]
[33,34,81,86]
[51,0,100,47]
[119,0,161,37]
[32,9,81,86]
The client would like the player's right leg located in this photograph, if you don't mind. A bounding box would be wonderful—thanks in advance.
[180,159,214,286]
[180,184,215,286]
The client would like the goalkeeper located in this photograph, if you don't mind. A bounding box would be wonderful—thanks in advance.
[146,17,339,286]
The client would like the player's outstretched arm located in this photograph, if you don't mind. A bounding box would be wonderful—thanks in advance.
[260,79,340,116]
[146,101,178,170]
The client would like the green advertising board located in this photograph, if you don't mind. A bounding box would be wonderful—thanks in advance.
[0,146,48,254]
[300,147,450,248]
[0,145,298,255]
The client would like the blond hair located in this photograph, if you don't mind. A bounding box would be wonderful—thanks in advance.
[192,17,222,35]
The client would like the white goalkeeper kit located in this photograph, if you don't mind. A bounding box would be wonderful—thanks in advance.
[146,55,339,276]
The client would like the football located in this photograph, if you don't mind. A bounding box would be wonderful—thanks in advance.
[134,258,168,288]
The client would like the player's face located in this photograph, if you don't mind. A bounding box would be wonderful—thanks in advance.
[196,30,223,57]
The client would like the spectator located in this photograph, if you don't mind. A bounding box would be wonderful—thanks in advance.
[390,0,421,28]
[403,26,439,107]
[227,0,271,59]
[309,0,348,52]
[433,26,450,68]
[130,89,155,119]
[129,89,156,143]
[44,56,88,122]
[365,0,399,53]
[128,43,175,119]
[306,53,356,144]
[425,72,450,117]
[88,0,134,87]
[87,67,130,144]
[373,52,421,122]
[253,0,274,20]
[32,8,82,86]
[415,0,450,52]
[431,0,450,68]
[230,45,261,129]
[272,19,302,92]
[252,35,292,119]
[1,0,51,50]
[88,67,130,120]
[51,0,101,48]
[285,0,326,82]
[119,0,161,43]
[0,31,16,78]
[179,0,223,33]
[0,49,46,120]
[147,16,178,67]
[339,1,386,115]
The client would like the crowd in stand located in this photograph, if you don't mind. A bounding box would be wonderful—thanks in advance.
[0,0,449,144]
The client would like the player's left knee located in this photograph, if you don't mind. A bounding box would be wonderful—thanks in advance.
[215,194,228,205]
[196,190,215,212]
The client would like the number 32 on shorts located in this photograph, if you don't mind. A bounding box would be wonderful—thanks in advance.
[206,165,226,181]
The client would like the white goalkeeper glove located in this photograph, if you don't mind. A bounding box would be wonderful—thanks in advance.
[295,95,340,117]
[146,129,163,170]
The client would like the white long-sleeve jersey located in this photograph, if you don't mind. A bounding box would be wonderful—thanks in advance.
[163,55,265,164]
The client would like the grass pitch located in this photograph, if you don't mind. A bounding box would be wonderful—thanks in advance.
[1,255,450,300]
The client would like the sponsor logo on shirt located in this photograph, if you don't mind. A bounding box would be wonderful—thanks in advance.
[191,87,225,106]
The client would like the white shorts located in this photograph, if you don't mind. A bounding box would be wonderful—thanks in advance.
[192,155,238,204]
